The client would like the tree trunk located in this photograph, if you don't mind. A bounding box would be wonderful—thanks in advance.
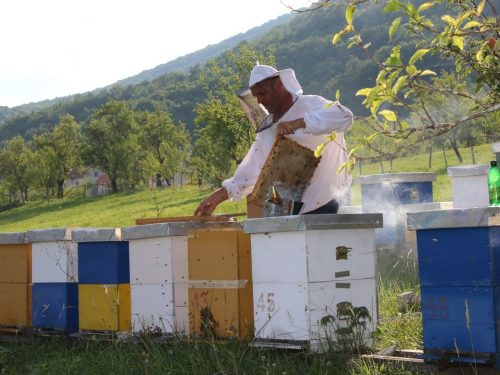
[442,144,448,169]
[111,179,119,193]
[380,158,384,173]
[57,179,65,199]
[428,146,432,168]
[390,156,393,171]
[471,144,476,165]
[449,137,463,164]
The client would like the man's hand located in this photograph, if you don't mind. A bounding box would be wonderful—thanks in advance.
[277,118,306,135]
[194,187,229,216]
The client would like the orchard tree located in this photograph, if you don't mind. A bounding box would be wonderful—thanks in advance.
[0,136,33,203]
[34,114,82,198]
[83,100,140,193]
[305,0,500,171]
[137,108,190,186]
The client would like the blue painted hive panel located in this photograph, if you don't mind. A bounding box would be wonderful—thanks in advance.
[361,181,433,211]
[32,283,78,333]
[78,242,130,284]
[417,226,500,287]
[421,286,500,354]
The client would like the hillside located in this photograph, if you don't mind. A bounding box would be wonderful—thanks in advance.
[0,142,494,232]
[0,0,451,142]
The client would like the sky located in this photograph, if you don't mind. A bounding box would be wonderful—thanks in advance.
[0,0,312,108]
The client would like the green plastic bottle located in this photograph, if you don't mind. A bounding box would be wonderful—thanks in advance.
[488,160,500,206]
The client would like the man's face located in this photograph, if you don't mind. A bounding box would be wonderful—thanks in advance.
[250,77,283,115]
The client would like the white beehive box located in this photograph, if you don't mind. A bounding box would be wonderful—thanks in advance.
[122,223,188,335]
[27,228,79,283]
[447,164,489,209]
[244,214,382,351]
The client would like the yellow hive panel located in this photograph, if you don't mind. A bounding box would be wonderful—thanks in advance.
[0,283,31,327]
[188,231,239,280]
[0,244,31,283]
[78,284,131,331]
[188,286,253,340]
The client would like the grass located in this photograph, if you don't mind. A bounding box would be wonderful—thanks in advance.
[0,142,495,374]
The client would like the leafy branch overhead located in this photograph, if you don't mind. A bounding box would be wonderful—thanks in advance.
[317,0,500,172]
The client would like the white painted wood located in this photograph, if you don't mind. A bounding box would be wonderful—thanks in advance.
[173,282,189,308]
[130,283,175,334]
[250,232,308,283]
[451,174,489,208]
[305,229,376,282]
[31,241,78,283]
[174,306,189,335]
[172,237,188,284]
[253,282,310,341]
[253,278,377,350]
[129,237,173,285]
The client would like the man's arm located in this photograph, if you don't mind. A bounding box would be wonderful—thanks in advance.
[193,187,229,216]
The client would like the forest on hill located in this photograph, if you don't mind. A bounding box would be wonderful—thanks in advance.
[0,1,449,142]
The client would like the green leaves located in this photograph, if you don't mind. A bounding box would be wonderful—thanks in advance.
[378,110,397,121]
[346,6,355,24]
[409,49,429,65]
[389,17,401,40]
[385,47,403,66]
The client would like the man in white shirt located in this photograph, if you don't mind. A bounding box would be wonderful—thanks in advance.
[194,64,353,216]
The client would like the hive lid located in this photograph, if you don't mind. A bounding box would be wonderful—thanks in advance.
[71,228,121,242]
[357,172,436,185]
[407,207,500,230]
[122,221,244,240]
[26,227,79,242]
[447,164,489,177]
[0,232,26,244]
[243,213,383,234]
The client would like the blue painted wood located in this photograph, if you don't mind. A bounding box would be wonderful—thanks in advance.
[32,283,78,335]
[421,286,499,354]
[417,227,500,287]
[78,242,130,284]
[417,225,500,367]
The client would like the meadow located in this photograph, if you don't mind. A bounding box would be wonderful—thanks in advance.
[0,143,495,374]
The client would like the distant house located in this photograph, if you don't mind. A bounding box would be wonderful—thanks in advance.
[65,168,110,196]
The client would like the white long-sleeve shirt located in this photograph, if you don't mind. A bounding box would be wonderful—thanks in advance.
[222,94,353,213]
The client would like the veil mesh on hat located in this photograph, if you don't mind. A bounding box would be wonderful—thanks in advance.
[238,64,302,132]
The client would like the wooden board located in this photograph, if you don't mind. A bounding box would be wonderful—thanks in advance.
[362,350,500,374]
[248,135,321,207]
[136,214,246,226]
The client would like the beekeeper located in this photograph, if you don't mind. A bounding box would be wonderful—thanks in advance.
[194,64,353,216]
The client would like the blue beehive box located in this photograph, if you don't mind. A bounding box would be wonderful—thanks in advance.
[408,207,500,367]
[358,173,435,246]
[32,283,79,334]
[72,229,129,285]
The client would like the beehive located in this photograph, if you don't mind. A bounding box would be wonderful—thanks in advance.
[187,223,253,340]
[358,172,436,247]
[408,207,500,367]
[121,223,188,335]
[244,214,382,351]
[0,232,31,328]
[27,228,79,334]
[72,228,131,332]
[447,164,489,209]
